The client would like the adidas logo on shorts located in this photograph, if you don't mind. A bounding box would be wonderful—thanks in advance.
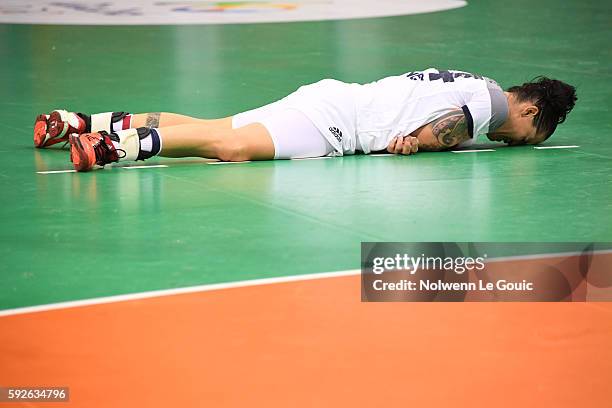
[329,126,343,143]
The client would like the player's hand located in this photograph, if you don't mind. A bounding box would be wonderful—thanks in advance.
[387,136,419,155]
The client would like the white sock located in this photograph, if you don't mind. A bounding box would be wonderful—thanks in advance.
[90,112,133,133]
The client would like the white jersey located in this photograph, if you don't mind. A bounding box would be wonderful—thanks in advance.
[278,68,509,155]
[355,68,509,153]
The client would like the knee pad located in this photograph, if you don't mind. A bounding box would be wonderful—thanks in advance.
[136,127,161,161]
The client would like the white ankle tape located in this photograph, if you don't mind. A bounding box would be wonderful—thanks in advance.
[115,129,140,161]
[91,112,113,133]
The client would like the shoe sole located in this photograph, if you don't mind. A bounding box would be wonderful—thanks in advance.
[33,111,70,148]
[69,134,95,172]
[33,114,49,148]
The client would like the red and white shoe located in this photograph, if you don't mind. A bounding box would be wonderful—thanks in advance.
[34,110,86,148]
[69,132,122,172]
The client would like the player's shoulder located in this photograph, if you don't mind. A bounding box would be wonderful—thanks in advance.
[399,68,492,86]
[375,68,502,95]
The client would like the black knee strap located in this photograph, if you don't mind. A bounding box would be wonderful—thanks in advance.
[136,127,161,161]
[111,111,130,124]
[137,127,151,140]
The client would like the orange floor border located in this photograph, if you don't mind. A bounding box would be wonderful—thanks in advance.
[2,270,612,407]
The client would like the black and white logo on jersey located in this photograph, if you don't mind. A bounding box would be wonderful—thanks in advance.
[406,71,424,81]
[406,69,485,83]
[329,126,343,143]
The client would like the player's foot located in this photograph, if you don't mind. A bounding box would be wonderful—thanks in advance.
[69,132,123,172]
[34,110,86,148]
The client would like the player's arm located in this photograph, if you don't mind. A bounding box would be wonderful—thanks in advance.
[411,109,471,151]
[387,109,472,154]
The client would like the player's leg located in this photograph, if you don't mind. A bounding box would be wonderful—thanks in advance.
[68,108,334,171]
[130,112,233,130]
[68,121,275,171]
[157,122,274,161]
[156,109,332,161]
[142,108,334,161]
[34,109,232,148]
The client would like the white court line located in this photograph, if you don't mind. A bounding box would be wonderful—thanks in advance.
[207,161,252,165]
[451,149,496,153]
[37,169,76,174]
[37,164,168,174]
[122,164,168,169]
[534,145,579,150]
[291,156,334,161]
[2,247,611,317]
[0,269,361,317]
[369,153,395,157]
[485,248,612,263]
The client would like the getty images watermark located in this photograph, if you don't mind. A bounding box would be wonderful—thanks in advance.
[361,242,612,302]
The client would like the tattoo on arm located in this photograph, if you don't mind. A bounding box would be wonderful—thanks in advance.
[417,139,443,151]
[145,112,161,128]
[431,111,470,148]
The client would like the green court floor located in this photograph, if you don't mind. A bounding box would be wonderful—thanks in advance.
[1,0,611,310]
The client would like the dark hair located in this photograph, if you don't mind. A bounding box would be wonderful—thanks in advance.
[506,77,577,140]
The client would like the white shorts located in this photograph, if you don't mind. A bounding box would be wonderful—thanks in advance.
[232,79,361,158]
[232,103,334,159]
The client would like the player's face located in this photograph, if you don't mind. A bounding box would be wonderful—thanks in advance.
[486,112,546,146]
[486,99,546,145]
[486,124,542,146]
